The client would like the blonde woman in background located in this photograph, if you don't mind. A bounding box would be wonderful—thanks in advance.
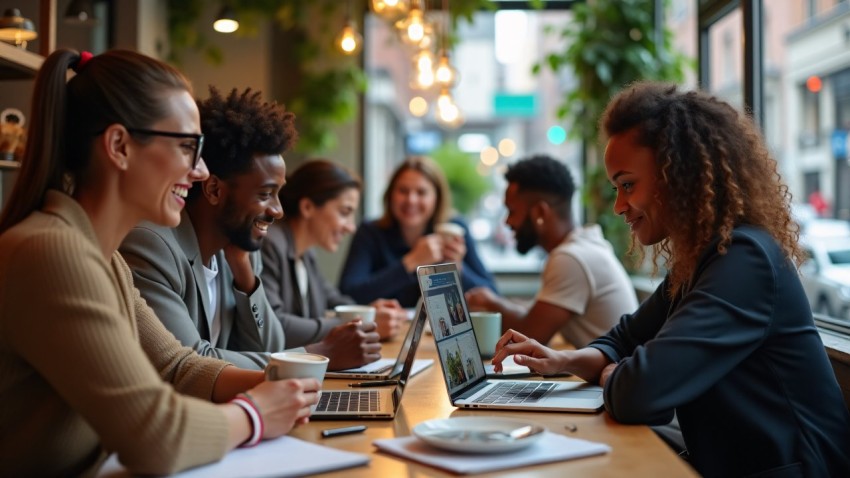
[339,156,497,307]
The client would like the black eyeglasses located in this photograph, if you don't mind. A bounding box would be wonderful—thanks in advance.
[125,128,204,169]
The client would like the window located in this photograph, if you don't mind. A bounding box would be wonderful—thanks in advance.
[800,84,821,148]
[364,9,574,277]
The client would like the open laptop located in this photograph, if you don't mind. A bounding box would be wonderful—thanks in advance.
[417,263,604,413]
[325,299,432,380]
[311,303,428,420]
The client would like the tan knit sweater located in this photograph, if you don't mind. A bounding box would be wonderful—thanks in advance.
[0,191,231,476]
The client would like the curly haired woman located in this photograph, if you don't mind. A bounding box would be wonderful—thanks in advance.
[491,82,850,477]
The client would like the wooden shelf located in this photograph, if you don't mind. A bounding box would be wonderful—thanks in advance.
[0,42,43,80]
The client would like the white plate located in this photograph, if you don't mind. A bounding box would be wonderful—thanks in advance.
[412,416,545,454]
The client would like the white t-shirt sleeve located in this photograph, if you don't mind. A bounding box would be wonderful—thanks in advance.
[535,251,591,316]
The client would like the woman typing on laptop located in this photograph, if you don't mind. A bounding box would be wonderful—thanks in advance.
[491,82,850,477]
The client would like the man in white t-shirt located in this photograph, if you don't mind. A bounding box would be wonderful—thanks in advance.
[466,154,638,348]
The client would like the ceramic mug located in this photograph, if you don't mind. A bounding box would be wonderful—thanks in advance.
[469,311,503,358]
[435,222,465,240]
[265,351,329,386]
[334,305,377,324]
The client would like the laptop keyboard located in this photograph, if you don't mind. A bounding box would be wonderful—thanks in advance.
[316,390,381,412]
[476,382,555,404]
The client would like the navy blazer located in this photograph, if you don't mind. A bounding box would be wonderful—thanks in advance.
[589,226,850,477]
[338,218,498,307]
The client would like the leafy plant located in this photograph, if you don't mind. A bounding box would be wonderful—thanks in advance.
[534,0,691,268]
[430,142,490,215]
[167,0,366,152]
[166,0,495,153]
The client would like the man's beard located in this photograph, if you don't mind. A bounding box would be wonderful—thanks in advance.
[221,202,274,252]
[514,216,538,255]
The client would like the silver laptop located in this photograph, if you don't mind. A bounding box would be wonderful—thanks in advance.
[311,303,428,420]
[417,263,604,413]
[325,298,432,380]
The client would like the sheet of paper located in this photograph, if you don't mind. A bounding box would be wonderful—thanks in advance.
[373,432,610,474]
[97,435,369,478]
[331,358,433,377]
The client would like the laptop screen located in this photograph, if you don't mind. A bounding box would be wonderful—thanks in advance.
[417,264,487,395]
[391,302,428,407]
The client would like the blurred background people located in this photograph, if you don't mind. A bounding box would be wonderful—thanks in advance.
[0,50,317,476]
[261,159,405,343]
[339,156,497,307]
[120,87,380,372]
[466,154,637,348]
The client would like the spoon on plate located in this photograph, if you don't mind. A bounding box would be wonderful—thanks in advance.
[428,424,544,442]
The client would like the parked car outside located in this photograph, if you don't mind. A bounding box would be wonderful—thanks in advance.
[799,227,850,321]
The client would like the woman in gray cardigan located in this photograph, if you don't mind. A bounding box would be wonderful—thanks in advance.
[261,160,405,345]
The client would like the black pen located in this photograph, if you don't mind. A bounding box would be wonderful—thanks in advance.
[348,379,398,387]
[321,425,367,438]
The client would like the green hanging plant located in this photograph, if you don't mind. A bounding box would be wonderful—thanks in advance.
[166,0,495,153]
[533,0,692,269]
[166,0,366,153]
[430,142,490,215]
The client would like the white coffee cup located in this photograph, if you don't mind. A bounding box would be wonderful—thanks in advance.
[435,222,465,240]
[334,305,376,324]
[265,352,329,386]
[470,311,502,358]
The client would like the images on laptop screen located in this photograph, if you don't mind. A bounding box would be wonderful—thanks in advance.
[418,265,486,395]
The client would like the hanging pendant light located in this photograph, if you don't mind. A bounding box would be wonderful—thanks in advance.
[436,87,463,129]
[370,0,409,22]
[336,1,363,55]
[434,50,459,88]
[213,5,239,33]
[336,21,363,55]
[395,0,434,49]
[0,8,37,47]
[64,0,97,25]
[434,0,459,88]
[410,49,436,90]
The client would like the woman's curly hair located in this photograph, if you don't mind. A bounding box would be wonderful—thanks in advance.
[600,82,803,297]
[195,86,297,183]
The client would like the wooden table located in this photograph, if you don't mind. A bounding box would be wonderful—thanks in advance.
[289,324,698,477]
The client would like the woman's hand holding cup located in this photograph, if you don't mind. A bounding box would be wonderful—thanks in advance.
[256,351,328,433]
[402,234,444,272]
[246,377,321,436]
[436,222,466,267]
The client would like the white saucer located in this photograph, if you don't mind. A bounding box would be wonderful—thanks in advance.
[412,416,545,454]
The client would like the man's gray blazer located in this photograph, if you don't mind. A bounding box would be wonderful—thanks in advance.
[119,211,285,370]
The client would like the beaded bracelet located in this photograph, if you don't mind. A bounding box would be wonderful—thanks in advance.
[230,394,263,447]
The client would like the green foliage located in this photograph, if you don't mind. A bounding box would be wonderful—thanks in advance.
[166,0,365,153]
[535,0,691,269]
[429,143,490,215]
[166,0,494,154]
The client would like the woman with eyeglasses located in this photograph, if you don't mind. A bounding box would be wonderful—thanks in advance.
[0,49,318,476]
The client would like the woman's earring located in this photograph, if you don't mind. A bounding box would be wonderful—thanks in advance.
[536,218,544,226]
